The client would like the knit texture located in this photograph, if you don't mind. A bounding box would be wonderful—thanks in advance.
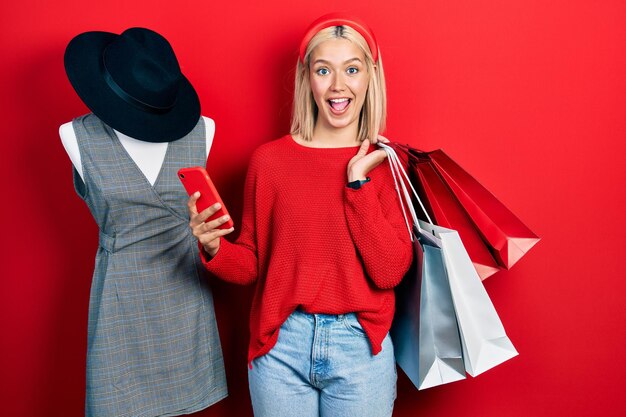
[200,135,413,364]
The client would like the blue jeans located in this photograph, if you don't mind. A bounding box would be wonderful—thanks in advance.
[248,309,397,417]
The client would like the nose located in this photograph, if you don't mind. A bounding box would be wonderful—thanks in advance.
[331,72,346,92]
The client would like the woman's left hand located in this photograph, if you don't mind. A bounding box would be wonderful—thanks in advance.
[346,135,390,182]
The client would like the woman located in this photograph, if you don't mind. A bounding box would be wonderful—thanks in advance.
[188,13,413,417]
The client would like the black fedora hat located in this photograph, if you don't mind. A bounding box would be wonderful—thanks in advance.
[64,27,200,142]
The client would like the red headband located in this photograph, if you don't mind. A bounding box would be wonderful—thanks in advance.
[299,13,379,63]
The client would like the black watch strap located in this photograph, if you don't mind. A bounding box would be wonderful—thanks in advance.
[346,177,371,190]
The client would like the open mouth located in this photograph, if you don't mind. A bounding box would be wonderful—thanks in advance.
[328,98,352,113]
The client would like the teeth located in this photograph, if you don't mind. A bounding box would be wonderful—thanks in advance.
[329,98,349,103]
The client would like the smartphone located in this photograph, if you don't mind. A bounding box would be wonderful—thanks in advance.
[177,167,234,229]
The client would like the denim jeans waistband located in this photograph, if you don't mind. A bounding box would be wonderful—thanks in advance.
[294,307,348,322]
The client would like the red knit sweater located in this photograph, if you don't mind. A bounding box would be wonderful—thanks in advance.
[200,135,413,364]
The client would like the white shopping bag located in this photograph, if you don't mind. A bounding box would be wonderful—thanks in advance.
[419,220,518,376]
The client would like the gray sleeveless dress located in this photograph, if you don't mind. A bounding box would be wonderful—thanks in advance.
[72,114,227,417]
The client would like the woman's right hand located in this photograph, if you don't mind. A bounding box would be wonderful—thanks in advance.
[187,192,235,258]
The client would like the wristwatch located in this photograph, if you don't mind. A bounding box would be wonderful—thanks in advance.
[346,177,371,190]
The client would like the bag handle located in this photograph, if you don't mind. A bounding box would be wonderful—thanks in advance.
[392,143,428,161]
[378,143,434,241]
[383,143,433,225]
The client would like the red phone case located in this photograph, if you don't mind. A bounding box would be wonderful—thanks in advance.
[177,167,234,229]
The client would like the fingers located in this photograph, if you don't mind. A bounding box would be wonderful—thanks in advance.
[187,192,200,215]
[190,210,232,236]
[355,139,370,157]
[198,226,235,258]
[187,192,235,258]
[198,226,235,247]
[366,149,389,171]
[203,213,232,231]
[362,149,388,172]
[190,201,223,226]
[348,139,389,180]
[369,135,389,145]
[191,211,235,249]
[371,149,388,161]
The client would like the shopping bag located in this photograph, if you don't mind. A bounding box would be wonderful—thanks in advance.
[393,143,540,272]
[420,219,519,377]
[391,228,466,390]
[384,145,465,390]
[390,145,501,279]
[412,159,501,280]
[382,143,518,379]
[428,150,540,269]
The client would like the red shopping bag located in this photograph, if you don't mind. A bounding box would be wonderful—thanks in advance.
[427,150,540,269]
[413,160,501,280]
[392,143,539,275]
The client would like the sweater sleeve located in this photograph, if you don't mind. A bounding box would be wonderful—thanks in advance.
[198,151,260,285]
[344,164,413,289]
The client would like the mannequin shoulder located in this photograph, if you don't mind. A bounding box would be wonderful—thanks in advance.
[201,116,215,134]
[59,121,75,144]
[59,121,83,178]
[201,115,215,159]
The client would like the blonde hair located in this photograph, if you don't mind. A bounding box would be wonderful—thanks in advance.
[290,25,387,142]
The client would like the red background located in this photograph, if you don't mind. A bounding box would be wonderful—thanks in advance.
[1,1,625,416]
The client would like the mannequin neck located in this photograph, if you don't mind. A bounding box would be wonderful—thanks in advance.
[113,129,168,185]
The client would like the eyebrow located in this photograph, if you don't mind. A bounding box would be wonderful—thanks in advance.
[312,57,363,66]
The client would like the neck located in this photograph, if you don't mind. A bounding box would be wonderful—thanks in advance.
[311,120,360,147]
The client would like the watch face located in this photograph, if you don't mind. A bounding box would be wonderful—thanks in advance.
[347,177,370,190]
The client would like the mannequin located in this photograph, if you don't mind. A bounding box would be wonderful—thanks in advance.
[63,27,228,417]
[59,116,215,184]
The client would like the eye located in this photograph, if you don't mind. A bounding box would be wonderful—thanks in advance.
[347,66,359,75]
[316,67,330,76]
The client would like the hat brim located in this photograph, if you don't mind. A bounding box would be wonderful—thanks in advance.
[64,31,200,143]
